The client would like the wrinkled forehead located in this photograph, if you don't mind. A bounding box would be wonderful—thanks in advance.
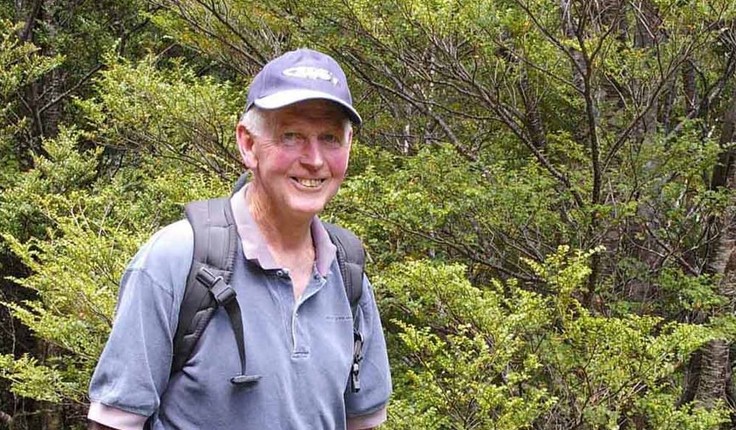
[267,99,351,128]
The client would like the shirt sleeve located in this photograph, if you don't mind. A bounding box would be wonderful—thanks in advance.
[87,402,147,430]
[347,406,387,429]
[88,221,192,419]
[344,275,392,421]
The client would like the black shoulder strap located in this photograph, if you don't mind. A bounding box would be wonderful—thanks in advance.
[323,222,365,314]
[172,198,260,385]
[323,221,366,393]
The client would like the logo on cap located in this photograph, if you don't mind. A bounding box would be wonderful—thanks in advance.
[282,66,339,86]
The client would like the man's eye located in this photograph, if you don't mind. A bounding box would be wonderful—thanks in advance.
[320,134,341,147]
[281,132,304,146]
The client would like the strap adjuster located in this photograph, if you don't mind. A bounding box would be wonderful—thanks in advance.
[210,279,236,305]
[197,268,236,305]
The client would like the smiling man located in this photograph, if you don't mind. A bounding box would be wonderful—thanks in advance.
[87,49,392,430]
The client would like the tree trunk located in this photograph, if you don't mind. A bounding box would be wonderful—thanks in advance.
[687,86,736,421]
[41,0,62,138]
[694,339,730,409]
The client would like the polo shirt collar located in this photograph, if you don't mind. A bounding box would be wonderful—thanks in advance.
[229,184,336,277]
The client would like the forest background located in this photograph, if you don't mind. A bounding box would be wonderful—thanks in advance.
[2,0,736,429]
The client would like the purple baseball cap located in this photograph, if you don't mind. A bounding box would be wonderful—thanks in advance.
[246,48,362,126]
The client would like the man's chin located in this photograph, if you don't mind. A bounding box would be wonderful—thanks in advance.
[283,199,329,219]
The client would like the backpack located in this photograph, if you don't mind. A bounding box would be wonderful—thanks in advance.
[170,194,366,392]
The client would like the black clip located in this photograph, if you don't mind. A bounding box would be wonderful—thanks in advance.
[351,331,363,393]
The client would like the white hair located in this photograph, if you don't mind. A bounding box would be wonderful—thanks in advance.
[240,107,270,137]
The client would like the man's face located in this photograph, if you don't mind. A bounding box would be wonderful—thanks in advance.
[237,100,353,220]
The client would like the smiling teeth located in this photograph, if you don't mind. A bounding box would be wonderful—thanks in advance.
[298,178,323,188]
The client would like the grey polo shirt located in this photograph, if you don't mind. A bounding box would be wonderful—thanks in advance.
[88,187,391,429]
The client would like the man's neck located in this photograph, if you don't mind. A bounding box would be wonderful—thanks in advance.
[246,186,313,255]
[246,188,317,299]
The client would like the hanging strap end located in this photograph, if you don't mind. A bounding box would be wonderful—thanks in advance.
[231,374,262,385]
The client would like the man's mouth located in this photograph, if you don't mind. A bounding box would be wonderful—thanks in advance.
[295,178,325,188]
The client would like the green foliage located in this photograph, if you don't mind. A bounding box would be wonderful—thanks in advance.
[636,393,729,430]
[0,21,60,99]
[0,123,227,407]
[0,127,101,243]
[377,247,726,428]
[377,261,555,428]
[332,142,564,282]
[0,19,62,185]
[0,354,77,403]
[79,55,243,179]
[656,269,725,314]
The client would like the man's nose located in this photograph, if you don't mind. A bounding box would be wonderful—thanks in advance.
[301,138,325,167]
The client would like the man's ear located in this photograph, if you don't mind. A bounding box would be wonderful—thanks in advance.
[236,122,256,169]
[346,128,353,148]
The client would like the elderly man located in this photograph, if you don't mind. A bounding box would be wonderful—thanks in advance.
[87,48,392,429]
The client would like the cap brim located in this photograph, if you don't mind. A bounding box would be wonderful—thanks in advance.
[253,89,362,126]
